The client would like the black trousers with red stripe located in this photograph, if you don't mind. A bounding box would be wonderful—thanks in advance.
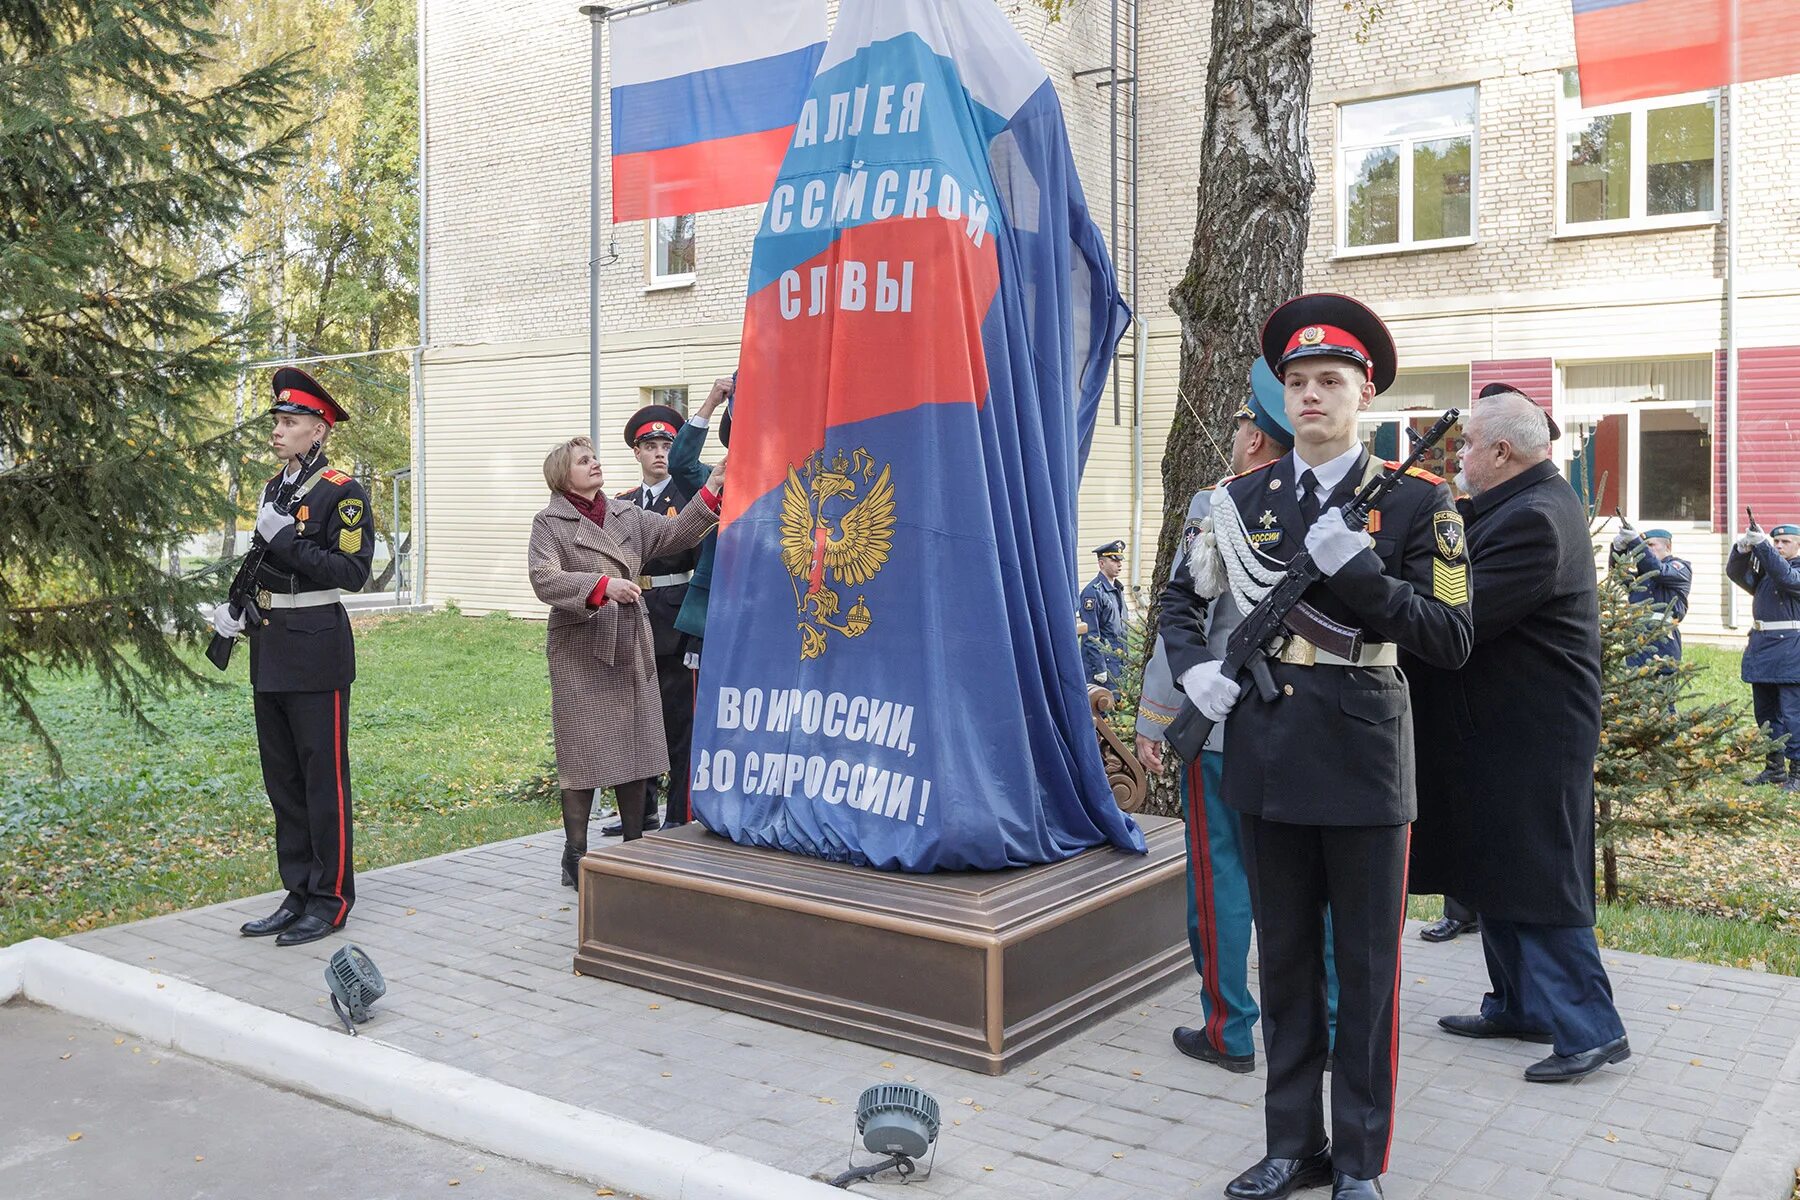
[1238,816,1409,1181]
[655,651,694,824]
[253,689,355,926]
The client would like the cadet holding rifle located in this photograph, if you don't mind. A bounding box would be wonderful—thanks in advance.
[1161,294,1472,1200]
[208,368,374,947]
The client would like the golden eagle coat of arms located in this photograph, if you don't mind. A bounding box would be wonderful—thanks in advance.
[779,447,896,660]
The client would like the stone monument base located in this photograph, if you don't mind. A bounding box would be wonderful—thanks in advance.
[573,817,1188,1075]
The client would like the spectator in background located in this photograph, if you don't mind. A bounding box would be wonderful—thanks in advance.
[1728,521,1800,791]
[1614,526,1692,669]
[528,436,723,887]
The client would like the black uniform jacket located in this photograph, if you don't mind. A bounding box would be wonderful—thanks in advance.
[1406,459,1603,926]
[616,476,699,658]
[248,459,375,693]
[1161,450,1473,826]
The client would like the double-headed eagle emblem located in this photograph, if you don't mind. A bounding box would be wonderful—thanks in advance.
[779,446,896,660]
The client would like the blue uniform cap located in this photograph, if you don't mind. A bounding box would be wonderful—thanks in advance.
[1640,528,1673,542]
[1233,358,1294,449]
[1093,539,1126,559]
[1772,524,1800,537]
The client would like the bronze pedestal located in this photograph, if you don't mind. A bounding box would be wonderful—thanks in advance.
[573,817,1188,1074]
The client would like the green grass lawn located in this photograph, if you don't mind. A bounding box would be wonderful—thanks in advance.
[1,612,560,945]
[4,616,1797,979]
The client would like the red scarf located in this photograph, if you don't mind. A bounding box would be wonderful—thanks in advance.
[564,491,606,527]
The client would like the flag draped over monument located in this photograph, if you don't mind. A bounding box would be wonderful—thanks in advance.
[688,0,1139,871]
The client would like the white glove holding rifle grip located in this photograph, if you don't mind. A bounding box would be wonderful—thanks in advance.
[255,501,294,543]
[1178,660,1241,722]
[211,602,246,638]
[1737,528,1769,551]
[1305,507,1375,576]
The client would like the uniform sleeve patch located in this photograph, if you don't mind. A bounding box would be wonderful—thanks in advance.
[1083,597,1095,610]
[337,497,365,527]
[1433,510,1466,560]
[1433,558,1469,605]
[339,527,364,554]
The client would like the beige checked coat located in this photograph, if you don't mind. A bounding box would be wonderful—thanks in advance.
[529,491,718,790]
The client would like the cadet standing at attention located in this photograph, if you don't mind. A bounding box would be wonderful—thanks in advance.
[1161,294,1473,1200]
[210,368,374,947]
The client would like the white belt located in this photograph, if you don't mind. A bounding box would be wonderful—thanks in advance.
[1755,620,1800,632]
[1278,637,1399,668]
[261,588,341,609]
[636,571,692,589]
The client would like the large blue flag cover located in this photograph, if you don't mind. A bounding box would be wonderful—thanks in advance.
[689,0,1139,871]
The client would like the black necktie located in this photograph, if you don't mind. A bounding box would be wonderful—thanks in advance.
[1299,469,1321,527]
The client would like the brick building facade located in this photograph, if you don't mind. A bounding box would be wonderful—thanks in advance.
[419,0,1800,633]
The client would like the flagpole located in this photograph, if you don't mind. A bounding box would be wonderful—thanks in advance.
[1724,0,1740,629]
[582,5,609,448]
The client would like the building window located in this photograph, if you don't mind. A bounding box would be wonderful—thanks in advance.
[1356,368,1470,480]
[1338,87,1477,254]
[1560,358,1712,524]
[650,215,696,285]
[642,385,689,414]
[1558,70,1717,233]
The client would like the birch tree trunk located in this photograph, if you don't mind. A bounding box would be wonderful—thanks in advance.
[1153,0,1315,615]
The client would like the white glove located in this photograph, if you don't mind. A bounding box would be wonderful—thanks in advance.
[1611,531,1634,552]
[1738,528,1769,551]
[1178,661,1241,722]
[255,502,294,542]
[1305,507,1375,576]
[211,602,246,638]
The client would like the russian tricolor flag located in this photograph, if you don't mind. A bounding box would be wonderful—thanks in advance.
[609,0,826,223]
[1572,0,1799,106]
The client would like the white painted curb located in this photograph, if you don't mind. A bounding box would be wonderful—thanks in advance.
[0,938,845,1200]
[1712,1019,1800,1200]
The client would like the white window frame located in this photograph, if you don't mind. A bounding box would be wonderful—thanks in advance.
[647,214,696,290]
[1555,75,1720,237]
[1335,87,1479,258]
[1556,358,1714,526]
[642,385,689,414]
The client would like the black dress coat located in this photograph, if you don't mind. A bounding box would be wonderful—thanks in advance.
[1161,450,1473,826]
[1405,458,1602,927]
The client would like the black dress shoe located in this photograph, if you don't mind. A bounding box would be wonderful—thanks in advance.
[1437,1013,1554,1043]
[1744,766,1788,785]
[1173,1026,1255,1074]
[240,909,302,937]
[1223,1146,1333,1199]
[274,914,340,947]
[1524,1035,1630,1083]
[598,819,624,838]
[1331,1173,1382,1199]
[1418,916,1477,942]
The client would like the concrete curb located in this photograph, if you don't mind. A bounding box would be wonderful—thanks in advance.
[1713,1018,1800,1200]
[0,938,845,1200]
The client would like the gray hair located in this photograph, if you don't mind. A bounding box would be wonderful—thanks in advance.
[1471,392,1552,460]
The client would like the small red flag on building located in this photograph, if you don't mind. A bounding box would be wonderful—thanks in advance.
[1572,0,1800,106]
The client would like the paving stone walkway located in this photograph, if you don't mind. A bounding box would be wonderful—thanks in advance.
[65,831,1800,1200]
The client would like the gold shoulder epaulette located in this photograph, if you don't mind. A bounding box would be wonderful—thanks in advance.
[614,489,636,499]
[1223,459,1279,484]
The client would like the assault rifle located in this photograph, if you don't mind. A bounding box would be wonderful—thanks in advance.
[1165,410,1460,763]
[205,443,322,671]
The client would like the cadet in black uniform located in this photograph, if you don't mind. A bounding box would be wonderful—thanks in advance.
[1080,539,1129,691]
[601,404,700,834]
[1161,296,1473,1200]
[211,368,374,947]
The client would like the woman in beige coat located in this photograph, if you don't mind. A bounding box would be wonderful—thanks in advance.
[530,436,724,883]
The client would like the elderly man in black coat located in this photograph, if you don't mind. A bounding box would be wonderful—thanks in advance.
[1405,383,1629,1084]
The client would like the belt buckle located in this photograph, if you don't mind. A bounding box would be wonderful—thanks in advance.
[256,588,273,610]
[1278,635,1318,667]
[636,575,652,589]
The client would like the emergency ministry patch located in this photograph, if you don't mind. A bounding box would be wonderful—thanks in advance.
[339,527,364,554]
[1433,510,1465,560]
[337,497,364,527]
[1181,519,1203,554]
[1433,558,1468,605]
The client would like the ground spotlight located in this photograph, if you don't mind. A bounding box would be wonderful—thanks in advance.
[324,944,387,1036]
[827,1082,941,1187]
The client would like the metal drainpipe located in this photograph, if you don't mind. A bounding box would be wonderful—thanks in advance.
[1724,82,1740,629]
[1127,0,1144,597]
[414,0,429,608]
